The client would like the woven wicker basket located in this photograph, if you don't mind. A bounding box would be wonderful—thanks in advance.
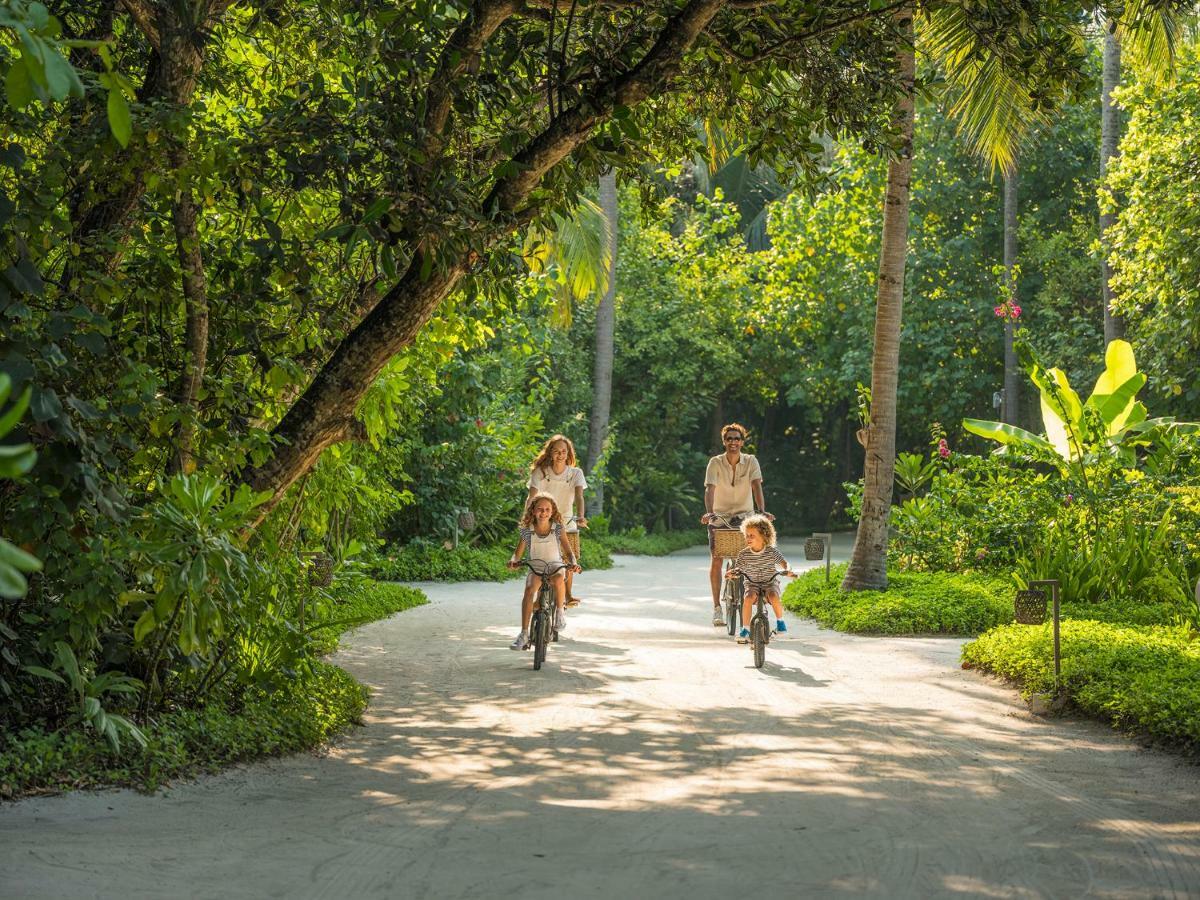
[711,528,745,558]
[1014,588,1048,625]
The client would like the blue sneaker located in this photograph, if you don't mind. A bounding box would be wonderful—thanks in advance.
[737,627,750,644]
[776,620,788,634]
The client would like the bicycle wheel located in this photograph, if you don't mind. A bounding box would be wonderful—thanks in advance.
[751,615,769,669]
[725,575,741,636]
[531,610,548,670]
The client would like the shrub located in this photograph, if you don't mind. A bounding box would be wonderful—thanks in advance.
[308,580,428,654]
[369,539,612,582]
[0,661,367,797]
[593,527,706,556]
[962,620,1200,750]
[783,563,1013,635]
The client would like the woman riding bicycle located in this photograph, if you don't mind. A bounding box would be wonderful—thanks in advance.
[507,492,581,651]
[527,434,588,606]
[700,423,771,626]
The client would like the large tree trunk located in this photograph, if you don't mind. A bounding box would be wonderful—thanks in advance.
[239,0,729,526]
[586,169,618,515]
[1100,28,1125,345]
[1002,166,1020,425]
[841,7,914,592]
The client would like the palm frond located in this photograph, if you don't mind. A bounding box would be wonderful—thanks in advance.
[920,6,1082,175]
[1118,0,1198,82]
[522,196,612,326]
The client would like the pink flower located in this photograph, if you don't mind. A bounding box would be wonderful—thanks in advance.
[1010,304,1022,319]
[937,438,950,459]
[993,306,1005,317]
[1064,493,1074,506]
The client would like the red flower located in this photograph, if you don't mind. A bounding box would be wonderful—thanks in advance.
[937,438,950,459]
[475,418,483,428]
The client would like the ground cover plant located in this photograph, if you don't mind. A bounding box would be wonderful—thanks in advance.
[782,564,1014,635]
[962,621,1200,751]
[369,539,613,583]
[0,575,425,798]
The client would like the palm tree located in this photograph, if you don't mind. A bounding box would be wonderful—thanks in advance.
[586,169,618,514]
[841,5,914,591]
[1100,28,1126,345]
[841,1,1185,590]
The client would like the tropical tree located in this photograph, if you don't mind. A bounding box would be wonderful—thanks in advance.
[841,0,1187,589]
[586,169,618,514]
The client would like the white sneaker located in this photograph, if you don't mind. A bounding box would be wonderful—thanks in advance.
[554,608,566,630]
[509,630,529,651]
[712,608,726,627]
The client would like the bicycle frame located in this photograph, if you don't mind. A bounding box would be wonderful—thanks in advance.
[517,559,568,670]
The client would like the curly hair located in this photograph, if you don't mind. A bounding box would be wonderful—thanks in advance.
[530,433,578,475]
[520,491,564,529]
[721,422,748,441]
[740,514,776,546]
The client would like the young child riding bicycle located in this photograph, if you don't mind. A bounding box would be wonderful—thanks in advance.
[507,492,582,651]
[727,514,792,644]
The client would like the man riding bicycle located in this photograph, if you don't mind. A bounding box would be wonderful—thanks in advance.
[699,423,771,627]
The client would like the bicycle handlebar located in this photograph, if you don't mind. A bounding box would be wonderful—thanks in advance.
[512,559,576,576]
[727,569,797,588]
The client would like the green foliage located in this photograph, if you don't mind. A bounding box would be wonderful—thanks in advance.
[783,563,1014,635]
[0,660,367,798]
[370,539,613,583]
[0,372,39,600]
[307,580,427,655]
[593,527,707,556]
[1107,41,1200,414]
[962,621,1200,749]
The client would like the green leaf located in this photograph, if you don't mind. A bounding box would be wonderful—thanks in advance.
[1090,373,1147,435]
[134,608,158,643]
[0,563,28,599]
[0,383,32,437]
[23,665,65,685]
[5,58,35,110]
[42,48,82,99]
[0,538,41,573]
[107,88,131,147]
[962,418,1055,454]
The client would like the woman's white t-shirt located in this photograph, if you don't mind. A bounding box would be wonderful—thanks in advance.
[527,465,587,532]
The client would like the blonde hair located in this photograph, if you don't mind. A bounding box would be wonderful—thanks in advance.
[740,514,776,547]
[520,491,564,530]
[530,434,577,474]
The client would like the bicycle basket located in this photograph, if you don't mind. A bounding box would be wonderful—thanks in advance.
[712,528,745,558]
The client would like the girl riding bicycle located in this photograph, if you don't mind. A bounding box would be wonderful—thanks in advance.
[727,514,791,644]
[507,492,581,651]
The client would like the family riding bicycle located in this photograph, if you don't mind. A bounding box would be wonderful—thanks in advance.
[507,424,794,667]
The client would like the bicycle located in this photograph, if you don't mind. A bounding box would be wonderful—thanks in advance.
[705,513,746,636]
[731,569,797,669]
[515,559,572,670]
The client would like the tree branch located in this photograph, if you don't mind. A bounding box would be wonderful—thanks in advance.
[705,0,911,64]
[117,0,161,50]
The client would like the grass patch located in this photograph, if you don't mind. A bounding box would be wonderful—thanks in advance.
[593,528,706,556]
[369,539,613,582]
[962,620,1200,750]
[782,563,1013,635]
[0,578,427,799]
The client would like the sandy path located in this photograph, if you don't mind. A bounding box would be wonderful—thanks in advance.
[3,537,1199,899]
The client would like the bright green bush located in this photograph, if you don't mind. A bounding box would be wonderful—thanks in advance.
[0,661,367,798]
[308,580,428,654]
[783,563,1013,635]
[962,621,1200,749]
[370,539,613,582]
[593,528,706,556]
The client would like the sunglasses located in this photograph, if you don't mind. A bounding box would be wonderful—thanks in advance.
[723,434,745,442]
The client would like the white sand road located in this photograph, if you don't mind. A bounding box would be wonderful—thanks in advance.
[2,537,1199,899]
